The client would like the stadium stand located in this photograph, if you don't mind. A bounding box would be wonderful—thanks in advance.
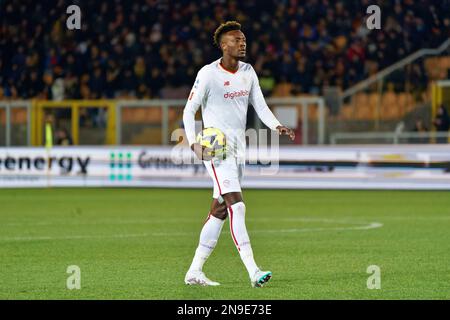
[1,0,449,126]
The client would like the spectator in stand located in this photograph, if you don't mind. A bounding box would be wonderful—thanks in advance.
[411,119,429,144]
[0,0,449,104]
[433,104,450,144]
[55,127,73,146]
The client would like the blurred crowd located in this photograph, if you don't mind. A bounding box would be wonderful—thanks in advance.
[1,0,450,101]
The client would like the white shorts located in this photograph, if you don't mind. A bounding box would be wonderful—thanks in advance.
[203,157,244,200]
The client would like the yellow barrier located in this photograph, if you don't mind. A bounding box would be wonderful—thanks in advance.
[32,100,116,146]
[431,81,450,143]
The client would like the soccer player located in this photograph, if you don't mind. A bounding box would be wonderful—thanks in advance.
[183,21,295,287]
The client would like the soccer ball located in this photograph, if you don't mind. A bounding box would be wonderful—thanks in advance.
[196,127,227,158]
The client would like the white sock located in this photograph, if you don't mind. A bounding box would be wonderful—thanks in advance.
[228,202,259,278]
[188,213,224,272]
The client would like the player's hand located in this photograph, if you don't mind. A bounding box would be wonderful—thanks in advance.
[276,125,295,141]
[191,143,214,161]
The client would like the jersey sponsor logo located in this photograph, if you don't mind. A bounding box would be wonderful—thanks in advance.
[224,90,249,99]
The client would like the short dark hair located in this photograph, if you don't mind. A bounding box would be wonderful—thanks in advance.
[213,21,241,49]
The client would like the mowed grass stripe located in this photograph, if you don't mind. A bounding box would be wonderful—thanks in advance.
[0,188,449,299]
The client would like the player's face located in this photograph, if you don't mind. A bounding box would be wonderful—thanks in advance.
[222,30,246,59]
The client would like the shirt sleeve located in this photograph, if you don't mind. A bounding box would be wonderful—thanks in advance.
[249,66,281,131]
[183,67,209,146]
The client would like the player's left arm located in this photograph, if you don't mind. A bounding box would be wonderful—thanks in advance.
[249,67,295,141]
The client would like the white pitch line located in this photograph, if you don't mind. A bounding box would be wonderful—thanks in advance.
[1,216,385,227]
[0,218,195,227]
[0,220,383,242]
[2,214,450,228]
[251,222,383,233]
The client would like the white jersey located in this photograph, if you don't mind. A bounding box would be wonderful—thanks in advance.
[183,58,281,161]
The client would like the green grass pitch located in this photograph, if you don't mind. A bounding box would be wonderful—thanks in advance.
[0,188,449,299]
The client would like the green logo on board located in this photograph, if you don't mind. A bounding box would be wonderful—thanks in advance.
[110,152,132,181]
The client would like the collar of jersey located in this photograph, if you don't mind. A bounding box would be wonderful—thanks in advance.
[219,60,239,74]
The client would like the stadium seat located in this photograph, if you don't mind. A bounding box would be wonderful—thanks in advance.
[334,35,347,51]
[353,93,369,108]
[340,104,354,120]
[359,104,374,120]
[307,104,318,120]
[145,108,162,123]
[12,109,28,124]
[130,127,162,145]
[381,92,397,120]
[169,108,180,122]
[425,57,439,79]
[272,83,293,97]
[425,56,450,80]
[368,93,379,112]
[121,107,162,124]
[397,92,415,115]
[350,93,373,120]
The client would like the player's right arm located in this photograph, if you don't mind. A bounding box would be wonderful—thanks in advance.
[249,66,295,140]
[183,67,213,160]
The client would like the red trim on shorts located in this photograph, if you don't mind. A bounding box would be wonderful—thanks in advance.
[211,160,222,195]
[228,206,240,251]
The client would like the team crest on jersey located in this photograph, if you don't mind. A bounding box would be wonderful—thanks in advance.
[224,81,230,86]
